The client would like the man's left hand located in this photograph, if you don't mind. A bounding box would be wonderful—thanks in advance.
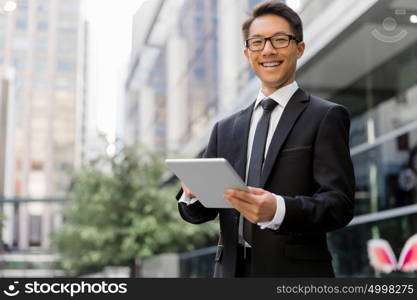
[223,187,276,224]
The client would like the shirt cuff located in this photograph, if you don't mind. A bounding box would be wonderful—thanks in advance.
[178,192,199,206]
[257,194,286,230]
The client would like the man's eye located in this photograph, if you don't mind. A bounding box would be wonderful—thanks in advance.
[251,40,263,45]
[273,38,287,43]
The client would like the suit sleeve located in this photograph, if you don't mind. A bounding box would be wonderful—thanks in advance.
[275,105,355,234]
[176,123,220,224]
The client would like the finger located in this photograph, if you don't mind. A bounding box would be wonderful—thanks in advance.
[181,184,196,198]
[224,194,258,214]
[226,189,257,204]
[182,184,191,194]
[243,213,258,224]
[224,193,270,223]
[248,187,265,195]
[225,188,249,195]
[225,194,267,223]
[181,183,189,192]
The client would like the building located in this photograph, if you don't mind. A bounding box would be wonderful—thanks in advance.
[125,0,417,277]
[296,0,417,277]
[0,67,15,250]
[125,0,222,155]
[0,0,84,252]
[74,19,89,168]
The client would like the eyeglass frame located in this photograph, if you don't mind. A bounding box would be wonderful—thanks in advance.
[245,33,301,51]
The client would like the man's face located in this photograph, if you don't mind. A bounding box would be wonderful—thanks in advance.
[244,14,305,95]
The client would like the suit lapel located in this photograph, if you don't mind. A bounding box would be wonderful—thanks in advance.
[231,101,255,182]
[260,88,310,187]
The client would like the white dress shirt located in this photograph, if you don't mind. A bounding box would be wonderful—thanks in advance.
[179,81,300,231]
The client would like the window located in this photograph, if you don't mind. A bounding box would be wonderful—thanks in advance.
[57,60,76,73]
[37,21,48,32]
[13,37,28,51]
[16,19,27,31]
[14,56,26,70]
[36,38,48,52]
[29,215,42,247]
[57,39,77,53]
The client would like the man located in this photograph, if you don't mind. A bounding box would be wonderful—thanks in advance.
[176,1,355,277]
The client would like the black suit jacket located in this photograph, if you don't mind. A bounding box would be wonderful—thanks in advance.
[176,88,355,277]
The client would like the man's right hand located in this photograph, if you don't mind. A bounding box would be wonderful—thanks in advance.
[181,183,196,199]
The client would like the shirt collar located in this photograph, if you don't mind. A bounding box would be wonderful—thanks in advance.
[254,81,299,110]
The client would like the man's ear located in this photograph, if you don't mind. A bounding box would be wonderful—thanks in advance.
[244,47,249,60]
[296,41,305,59]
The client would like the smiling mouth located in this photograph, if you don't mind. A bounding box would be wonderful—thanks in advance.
[260,61,283,68]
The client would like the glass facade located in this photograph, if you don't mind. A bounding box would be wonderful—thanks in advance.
[298,0,417,217]
[127,0,220,153]
[148,49,167,153]
[178,0,219,141]
[297,0,417,277]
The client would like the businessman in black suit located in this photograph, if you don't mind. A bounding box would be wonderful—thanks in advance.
[176,1,355,277]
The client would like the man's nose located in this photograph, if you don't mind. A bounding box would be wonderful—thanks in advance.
[262,39,276,55]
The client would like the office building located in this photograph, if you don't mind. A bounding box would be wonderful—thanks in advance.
[0,0,83,252]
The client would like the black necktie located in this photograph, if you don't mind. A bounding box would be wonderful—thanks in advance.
[243,98,278,245]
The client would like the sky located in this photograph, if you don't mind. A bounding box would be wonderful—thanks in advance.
[82,0,146,142]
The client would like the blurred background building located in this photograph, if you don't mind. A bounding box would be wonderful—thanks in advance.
[0,0,85,276]
[125,0,417,277]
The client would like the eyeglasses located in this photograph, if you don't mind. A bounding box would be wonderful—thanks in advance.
[245,33,300,51]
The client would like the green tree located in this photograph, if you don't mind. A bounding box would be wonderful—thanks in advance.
[52,146,217,276]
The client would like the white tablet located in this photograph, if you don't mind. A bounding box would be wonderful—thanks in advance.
[165,158,248,208]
